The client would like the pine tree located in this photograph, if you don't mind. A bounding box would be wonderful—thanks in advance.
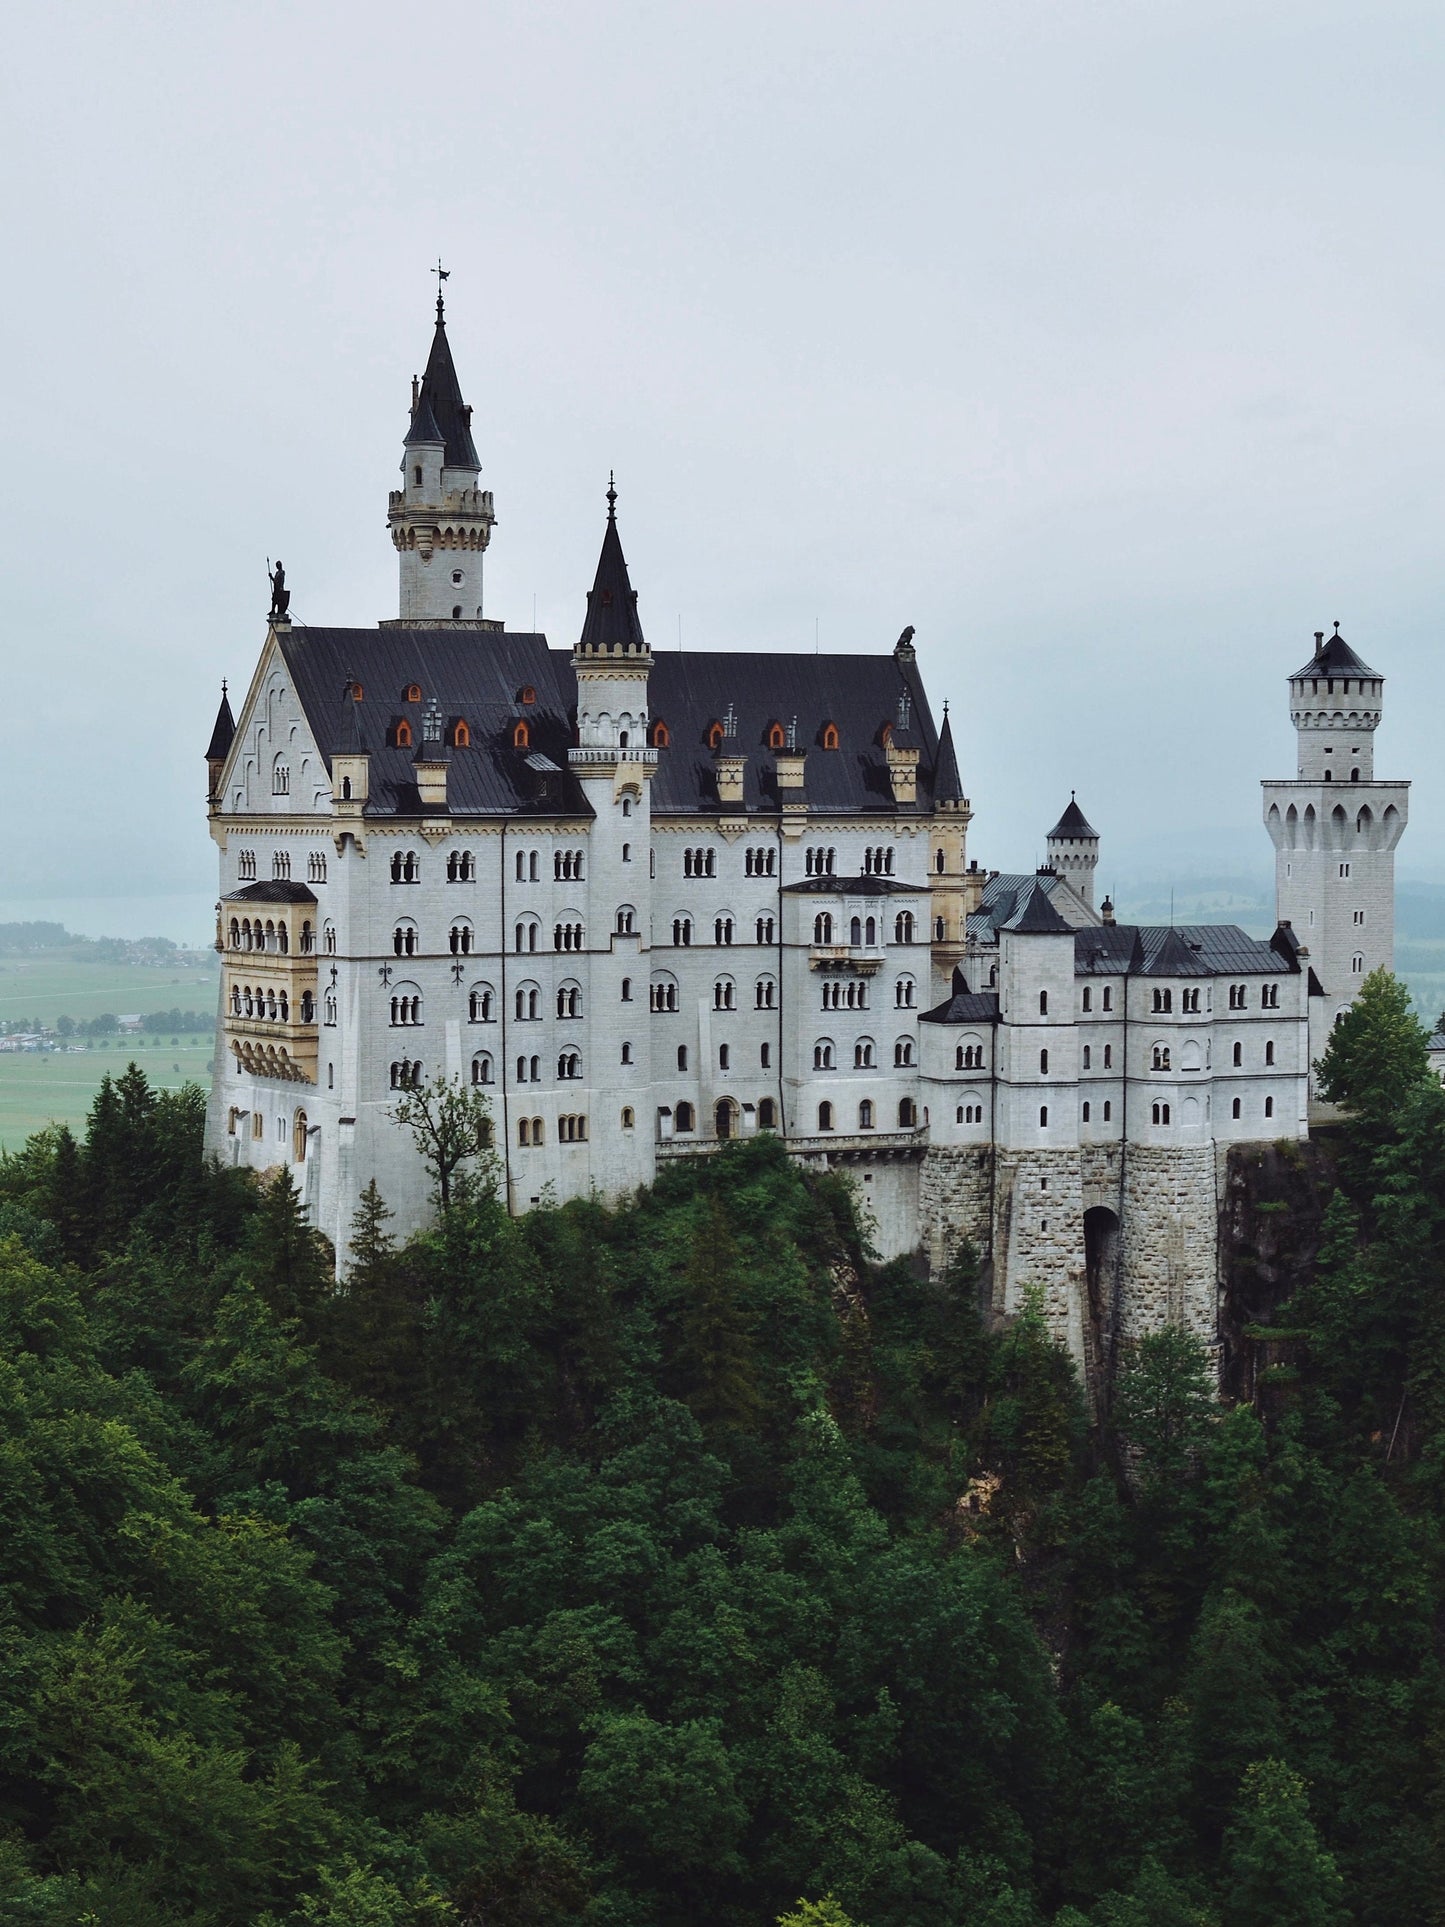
[238,1168,332,1331]
[1220,1760,1345,1927]
[675,1192,761,1434]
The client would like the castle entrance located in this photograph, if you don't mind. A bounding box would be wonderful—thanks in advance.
[1083,1206,1120,1391]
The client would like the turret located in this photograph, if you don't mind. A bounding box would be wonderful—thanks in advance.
[387,293,496,624]
[205,681,235,814]
[331,678,370,829]
[1286,623,1383,782]
[1046,794,1099,909]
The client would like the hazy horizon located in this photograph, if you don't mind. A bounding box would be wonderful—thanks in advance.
[3,2,1441,907]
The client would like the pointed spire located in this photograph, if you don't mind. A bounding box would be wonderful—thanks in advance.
[205,682,235,763]
[404,388,444,447]
[933,707,963,803]
[413,296,479,469]
[577,480,648,656]
[1047,794,1098,840]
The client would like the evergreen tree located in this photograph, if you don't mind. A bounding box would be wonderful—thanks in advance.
[1219,1760,1345,1927]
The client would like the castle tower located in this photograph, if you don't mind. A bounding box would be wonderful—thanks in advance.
[387,294,495,624]
[927,705,978,998]
[1046,795,1099,910]
[1262,624,1409,1053]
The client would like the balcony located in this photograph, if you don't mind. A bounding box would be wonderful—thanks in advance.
[809,944,886,974]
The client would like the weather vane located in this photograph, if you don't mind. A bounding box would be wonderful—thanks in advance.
[433,258,449,311]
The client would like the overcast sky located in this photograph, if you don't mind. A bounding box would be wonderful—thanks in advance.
[2,0,1441,932]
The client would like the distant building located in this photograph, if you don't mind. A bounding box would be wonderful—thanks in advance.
[202,298,1409,1391]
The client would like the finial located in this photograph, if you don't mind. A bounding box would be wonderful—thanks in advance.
[221,678,228,697]
[606,471,617,521]
[1334,620,1341,634]
[787,716,798,752]
[942,699,949,717]
[432,258,449,319]
[723,701,737,739]
[1071,788,1075,801]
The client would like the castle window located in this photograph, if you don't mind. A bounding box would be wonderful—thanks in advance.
[394,719,413,748]
[1038,1105,1049,1128]
[616,905,637,935]
[1040,1048,1049,1074]
[1265,1039,1275,1066]
[512,720,530,749]
[934,918,945,941]
[622,1107,635,1129]
[759,1098,776,1129]
[1082,986,1092,1011]
[715,916,734,945]
[449,920,474,955]
[756,915,776,944]
[621,1041,633,1064]
[713,977,736,1011]
[468,984,495,1023]
[675,1102,695,1133]
[1102,985,1112,1011]
[650,719,670,748]
[1229,983,1245,1009]
[1233,1041,1242,1067]
[390,849,419,884]
[767,722,786,750]
[307,852,327,883]
[859,1100,874,1129]
[1082,1045,1091,1069]
[1103,1044,1112,1068]
[821,722,839,750]
[556,849,585,881]
[1082,1102,1091,1122]
[814,912,834,944]
[851,916,862,947]
[673,916,693,947]
[707,720,725,751]
[755,975,776,1009]
[1039,990,1048,1015]
[1262,983,1279,1008]
[514,983,540,1021]
[557,983,581,1018]
[894,911,915,944]
[936,849,946,873]
[718,1044,730,1071]
[855,1038,875,1068]
[451,719,471,748]
[746,846,777,877]
[392,919,418,957]
[1339,861,1350,878]
[621,977,634,1002]
[898,1099,917,1128]
[678,1045,689,1071]
[272,761,290,795]
[390,1060,423,1090]
[404,683,422,703]
[895,1037,914,1067]
[558,1050,583,1080]
[552,921,584,951]
[272,850,291,881]
[761,1042,771,1068]
[452,571,463,586]
[1232,1097,1241,1119]
[818,1101,834,1131]
[814,1039,835,1070]
[1151,1045,1171,1071]
[238,849,256,880]
[650,976,679,1013]
[300,991,315,1023]
[446,848,476,882]
[895,975,916,1009]
[414,466,423,485]
[622,843,632,863]
[515,917,540,952]
[389,989,422,1027]
[1264,1095,1274,1119]
[1352,953,1364,975]
[1103,1101,1111,1121]
[452,607,462,620]
[471,1053,493,1085]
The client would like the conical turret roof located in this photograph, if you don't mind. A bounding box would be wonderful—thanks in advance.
[205,685,235,763]
[414,296,479,469]
[1001,877,1073,935]
[403,389,444,448]
[1290,622,1378,681]
[1048,794,1097,840]
[933,707,964,803]
[577,482,648,655]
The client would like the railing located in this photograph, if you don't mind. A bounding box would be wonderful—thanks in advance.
[808,944,887,973]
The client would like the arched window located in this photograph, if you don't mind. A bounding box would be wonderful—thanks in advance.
[1040,1048,1049,1073]
[818,1101,834,1131]
[1232,1096,1242,1119]
[272,759,290,795]
[651,975,680,1013]
[650,719,670,748]
[272,851,291,881]
[324,921,336,953]
[673,917,692,947]
[895,1037,914,1067]
[850,915,862,946]
[621,1106,635,1128]
[755,915,775,944]
[894,911,914,944]
[706,720,725,750]
[558,1050,582,1080]
[392,920,418,957]
[512,719,530,749]
[393,719,413,749]
[1265,1040,1275,1066]
[1082,986,1092,1011]
[755,975,776,1009]
[388,986,422,1027]
[1039,1105,1049,1128]
[814,912,834,944]
[1039,990,1049,1015]
[714,977,736,1011]
[515,917,540,953]
[855,1038,875,1068]
[514,982,540,1021]
[899,1098,917,1128]
[471,1053,493,1086]
[448,920,473,955]
[451,719,471,748]
[767,721,786,750]
[813,1039,835,1070]
[469,983,495,1023]
[895,976,916,1009]
[1264,1095,1275,1119]
[675,1102,695,1133]
[300,991,315,1023]
[821,721,839,750]
[1082,1045,1091,1069]
[621,977,633,1002]
[858,1099,874,1129]
[934,918,946,942]
[390,849,420,884]
[404,682,422,703]
[714,915,734,945]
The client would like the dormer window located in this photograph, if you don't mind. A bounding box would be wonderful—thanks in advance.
[404,683,422,703]
[707,720,725,751]
[393,719,413,748]
[650,719,670,748]
[766,721,786,750]
[517,685,537,706]
[821,722,839,750]
[513,720,530,749]
[451,719,471,748]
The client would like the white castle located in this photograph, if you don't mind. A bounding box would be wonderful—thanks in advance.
[203,299,1409,1382]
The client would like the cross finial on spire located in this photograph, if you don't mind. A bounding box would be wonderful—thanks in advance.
[1334,619,1341,634]
[606,471,617,521]
[432,257,450,319]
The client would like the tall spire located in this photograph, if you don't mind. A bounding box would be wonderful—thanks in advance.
[933,705,963,804]
[577,479,647,656]
[205,681,235,764]
[414,294,478,469]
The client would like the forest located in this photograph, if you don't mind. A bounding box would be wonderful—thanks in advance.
[0,967,1441,1925]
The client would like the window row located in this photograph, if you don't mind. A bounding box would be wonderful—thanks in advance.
[813,1097,918,1133]
[812,1037,916,1070]
[228,915,315,954]
[229,983,316,1023]
[662,1098,780,1136]
[811,912,915,945]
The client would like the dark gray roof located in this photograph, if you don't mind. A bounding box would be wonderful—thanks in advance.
[403,390,444,448]
[1001,878,1074,935]
[277,624,950,820]
[205,687,235,762]
[783,874,928,896]
[1071,923,1294,978]
[933,710,964,804]
[578,497,647,655]
[921,988,1000,1026]
[222,881,319,905]
[1290,623,1379,681]
[1048,795,1097,840]
[415,299,480,470]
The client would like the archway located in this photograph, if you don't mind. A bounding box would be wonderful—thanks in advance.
[714,1097,739,1140]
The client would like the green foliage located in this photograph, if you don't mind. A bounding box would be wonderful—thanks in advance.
[1,1074,1444,1923]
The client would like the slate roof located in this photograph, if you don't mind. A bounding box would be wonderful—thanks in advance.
[415,298,480,470]
[933,710,964,804]
[1048,795,1097,840]
[403,390,444,448]
[273,624,949,820]
[1070,924,1295,978]
[1291,623,1379,681]
[1001,878,1074,934]
[782,875,928,896]
[578,492,647,655]
[205,686,236,763]
[921,988,1000,1026]
[222,881,319,905]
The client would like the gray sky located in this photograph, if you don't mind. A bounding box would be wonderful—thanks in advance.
[3,0,1442,932]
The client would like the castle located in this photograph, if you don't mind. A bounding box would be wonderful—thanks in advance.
[203,297,1409,1381]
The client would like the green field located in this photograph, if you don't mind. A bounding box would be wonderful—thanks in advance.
[0,949,218,1151]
